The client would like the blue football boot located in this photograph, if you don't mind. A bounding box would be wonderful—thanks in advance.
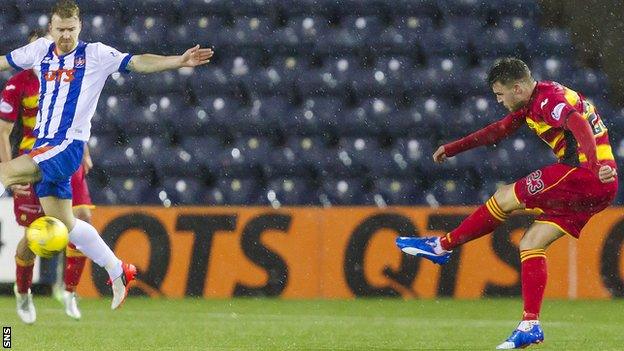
[395,236,452,265]
[496,321,544,349]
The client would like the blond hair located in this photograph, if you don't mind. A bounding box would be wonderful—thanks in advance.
[50,0,80,19]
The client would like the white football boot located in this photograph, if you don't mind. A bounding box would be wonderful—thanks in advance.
[109,262,137,310]
[62,290,82,320]
[14,284,36,324]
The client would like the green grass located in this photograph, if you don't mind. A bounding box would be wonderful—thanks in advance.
[1,297,623,350]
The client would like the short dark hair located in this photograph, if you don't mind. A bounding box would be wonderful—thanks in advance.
[28,28,47,42]
[50,0,80,20]
[487,57,532,87]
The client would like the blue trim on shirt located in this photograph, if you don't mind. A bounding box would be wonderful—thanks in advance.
[57,42,88,139]
[118,54,133,74]
[5,53,23,71]
[34,43,56,138]
[42,54,66,137]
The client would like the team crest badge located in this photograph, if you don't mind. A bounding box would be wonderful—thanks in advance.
[74,57,86,68]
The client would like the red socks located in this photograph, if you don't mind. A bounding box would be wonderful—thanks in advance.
[440,197,508,251]
[64,243,86,292]
[521,249,547,320]
[15,256,35,294]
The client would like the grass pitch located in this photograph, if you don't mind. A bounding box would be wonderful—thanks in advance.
[1,297,623,350]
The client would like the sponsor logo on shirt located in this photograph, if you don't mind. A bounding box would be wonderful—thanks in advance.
[5,84,15,91]
[0,99,13,113]
[551,102,566,121]
[45,69,76,82]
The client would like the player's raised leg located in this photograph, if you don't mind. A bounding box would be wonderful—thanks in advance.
[14,235,36,324]
[496,222,563,349]
[396,183,522,264]
[39,196,136,310]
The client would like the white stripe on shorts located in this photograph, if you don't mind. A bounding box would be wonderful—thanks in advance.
[31,139,73,164]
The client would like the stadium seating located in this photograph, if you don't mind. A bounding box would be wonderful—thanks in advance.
[1,0,621,206]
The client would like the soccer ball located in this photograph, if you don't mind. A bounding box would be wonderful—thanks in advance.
[26,216,69,258]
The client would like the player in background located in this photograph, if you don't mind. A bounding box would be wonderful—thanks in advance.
[0,0,213,311]
[0,29,94,323]
[396,58,617,349]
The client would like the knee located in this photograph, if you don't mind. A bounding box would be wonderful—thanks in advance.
[73,208,92,223]
[16,235,36,262]
[519,235,546,251]
[493,184,521,213]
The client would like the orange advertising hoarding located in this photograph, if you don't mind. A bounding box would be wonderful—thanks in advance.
[77,207,624,299]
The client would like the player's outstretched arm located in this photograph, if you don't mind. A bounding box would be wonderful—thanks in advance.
[128,45,214,74]
[439,112,524,161]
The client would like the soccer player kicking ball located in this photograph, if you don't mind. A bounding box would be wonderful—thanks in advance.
[0,0,213,312]
[0,29,95,323]
[396,57,617,349]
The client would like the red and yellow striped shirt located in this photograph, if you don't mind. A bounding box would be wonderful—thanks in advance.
[0,69,40,155]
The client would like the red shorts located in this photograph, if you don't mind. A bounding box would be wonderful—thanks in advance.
[13,164,94,226]
[514,163,618,238]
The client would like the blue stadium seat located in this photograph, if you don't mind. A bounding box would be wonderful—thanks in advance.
[284,136,331,174]
[530,57,575,82]
[440,0,490,19]
[183,0,233,16]
[81,15,121,45]
[375,108,434,138]
[123,16,169,53]
[372,178,425,205]
[22,13,49,31]
[429,179,479,206]
[97,146,150,177]
[228,97,289,136]
[241,68,294,97]
[390,138,435,174]
[90,109,119,135]
[160,177,204,205]
[403,97,451,136]
[335,103,384,136]
[421,19,478,58]
[534,28,574,58]
[352,57,413,99]
[265,177,319,205]
[123,0,182,17]
[418,56,470,95]
[278,0,335,17]
[20,1,55,13]
[185,96,240,136]
[337,137,382,168]
[458,96,506,130]
[88,134,122,163]
[319,178,373,205]
[475,17,539,58]
[168,16,223,50]
[126,136,169,164]
[281,97,344,135]
[218,17,274,48]
[91,177,152,205]
[190,66,237,97]
[569,69,609,97]
[488,0,540,18]
[385,0,439,18]
[218,137,272,178]
[135,70,187,95]
[152,146,200,178]
[102,73,135,95]
[203,177,262,205]
[181,136,224,169]
[316,17,382,54]
[286,16,330,45]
